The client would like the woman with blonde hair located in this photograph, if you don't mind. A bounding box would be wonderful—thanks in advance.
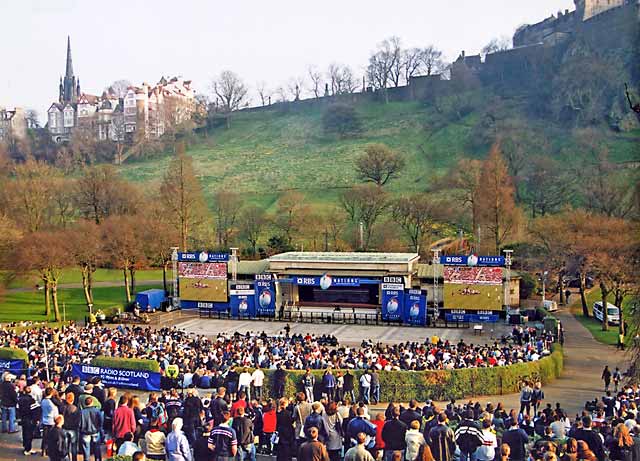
[418,444,435,461]
[500,444,510,461]
[607,423,634,461]
[576,441,597,461]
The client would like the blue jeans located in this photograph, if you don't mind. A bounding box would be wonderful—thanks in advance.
[460,451,476,461]
[361,387,370,404]
[1,406,16,433]
[238,443,256,461]
[372,385,380,404]
[305,386,314,402]
[63,429,78,461]
[81,433,102,461]
[239,385,251,401]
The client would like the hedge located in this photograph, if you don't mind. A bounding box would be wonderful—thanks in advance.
[256,344,563,403]
[91,356,160,373]
[0,347,29,362]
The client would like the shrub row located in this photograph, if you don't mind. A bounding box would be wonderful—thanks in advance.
[0,347,29,362]
[91,356,160,373]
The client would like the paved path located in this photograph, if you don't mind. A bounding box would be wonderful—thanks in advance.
[0,306,630,459]
[7,279,163,293]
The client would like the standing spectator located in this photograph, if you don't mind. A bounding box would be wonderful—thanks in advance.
[574,416,606,461]
[0,373,18,434]
[359,371,372,405]
[322,402,344,461]
[41,387,60,457]
[103,387,117,438]
[46,415,69,461]
[344,371,356,403]
[239,368,253,401]
[323,369,336,402]
[370,369,380,405]
[113,395,136,449]
[345,432,375,461]
[262,401,277,455]
[193,420,215,461]
[303,369,316,403]
[232,407,255,461]
[613,368,622,392]
[298,426,330,461]
[79,397,103,461]
[532,382,545,414]
[304,402,328,442]
[276,397,296,461]
[166,418,192,461]
[294,392,313,447]
[251,368,264,401]
[454,410,484,461]
[226,367,240,401]
[143,419,167,461]
[210,387,229,426]
[602,366,612,392]
[346,407,376,449]
[400,400,423,427]
[608,424,634,461]
[501,419,529,461]
[406,420,427,461]
[231,391,248,418]
[208,410,238,461]
[183,388,203,445]
[428,413,456,461]
[475,419,497,461]
[273,365,286,399]
[382,407,408,461]
[61,392,81,461]
[335,372,344,403]
[519,382,533,416]
[18,385,39,455]
[372,413,386,460]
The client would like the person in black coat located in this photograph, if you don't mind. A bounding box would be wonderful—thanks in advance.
[182,388,204,445]
[574,416,606,461]
[273,365,286,399]
[276,399,296,461]
[46,415,69,461]
[18,387,40,455]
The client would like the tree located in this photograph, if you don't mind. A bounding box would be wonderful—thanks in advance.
[102,215,144,303]
[419,46,445,76]
[583,152,635,218]
[481,36,512,58]
[212,190,242,249]
[239,206,267,257]
[327,64,357,95]
[307,66,323,98]
[403,48,425,83]
[141,205,181,295]
[256,82,272,106]
[159,144,208,251]
[66,221,103,308]
[106,79,132,98]
[340,184,388,251]
[523,157,573,217]
[322,104,362,138]
[274,192,306,246]
[476,143,522,254]
[367,38,399,102]
[211,70,248,128]
[386,37,404,87]
[287,77,305,101]
[25,109,40,129]
[321,207,348,251]
[355,143,405,187]
[391,193,440,252]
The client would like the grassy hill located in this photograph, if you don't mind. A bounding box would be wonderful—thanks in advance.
[119,98,640,211]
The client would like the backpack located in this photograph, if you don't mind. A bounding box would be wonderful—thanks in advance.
[151,402,168,427]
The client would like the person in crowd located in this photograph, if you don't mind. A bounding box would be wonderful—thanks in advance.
[406,420,427,461]
[608,423,634,461]
[428,413,456,461]
[46,415,69,461]
[79,396,103,461]
[251,368,265,401]
[298,426,330,461]
[359,371,372,405]
[18,385,40,455]
[520,381,533,416]
[344,371,356,403]
[0,374,18,434]
[210,387,229,426]
[113,395,136,449]
[304,402,328,442]
[370,369,380,405]
[335,372,345,403]
[166,417,192,461]
[182,388,203,445]
[323,369,337,402]
[576,440,598,461]
[533,382,545,414]
[345,432,375,461]
[323,401,344,461]
[102,387,117,438]
[382,406,408,461]
[41,387,60,457]
[61,392,80,461]
[273,365,287,399]
[238,368,253,401]
[276,397,296,461]
[602,366,612,392]
[232,391,248,418]
[233,406,255,461]
[303,369,316,403]
[400,400,422,427]
[561,438,578,461]
[475,418,497,461]
[193,420,215,461]
[455,409,484,461]
[118,431,141,456]
[294,392,314,447]
[208,410,238,461]
[347,406,376,449]
[143,418,167,461]
[502,418,529,461]
[574,415,606,461]
[372,412,386,460]
[262,401,277,455]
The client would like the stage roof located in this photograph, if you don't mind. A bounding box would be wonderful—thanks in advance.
[269,252,420,264]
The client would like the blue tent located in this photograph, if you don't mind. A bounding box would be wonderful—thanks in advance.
[135,289,166,312]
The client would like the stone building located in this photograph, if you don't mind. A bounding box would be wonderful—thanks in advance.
[0,107,27,141]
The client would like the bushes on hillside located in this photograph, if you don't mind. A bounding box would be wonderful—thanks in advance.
[0,347,28,362]
[322,103,362,138]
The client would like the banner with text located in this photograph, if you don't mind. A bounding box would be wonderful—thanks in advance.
[403,289,427,326]
[177,251,229,262]
[230,283,256,318]
[72,363,161,391]
[255,274,276,316]
[0,359,25,376]
[439,255,505,267]
[381,276,404,321]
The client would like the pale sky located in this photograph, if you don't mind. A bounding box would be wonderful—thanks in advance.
[1,0,574,119]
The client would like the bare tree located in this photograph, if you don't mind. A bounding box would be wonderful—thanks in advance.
[340,184,388,250]
[25,109,40,129]
[288,76,305,101]
[211,70,248,127]
[256,81,272,106]
[341,66,358,94]
[328,63,342,96]
[403,48,425,83]
[420,46,445,76]
[106,79,132,98]
[239,205,267,257]
[387,36,404,87]
[308,66,323,98]
[481,36,512,58]
[212,190,242,248]
[366,38,399,103]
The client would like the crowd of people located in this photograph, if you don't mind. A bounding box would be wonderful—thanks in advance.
[1,366,639,461]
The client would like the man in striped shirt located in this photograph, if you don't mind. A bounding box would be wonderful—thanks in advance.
[208,410,238,461]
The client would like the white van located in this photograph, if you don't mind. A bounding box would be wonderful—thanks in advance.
[592,301,620,325]
[542,300,558,312]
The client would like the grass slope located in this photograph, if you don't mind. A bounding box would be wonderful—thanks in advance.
[119,99,640,210]
[5,268,163,289]
[569,288,633,346]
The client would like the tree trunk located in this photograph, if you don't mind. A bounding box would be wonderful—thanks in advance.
[129,267,136,297]
[44,281,51,319]
[81,265,92,308]
[123,268,131,303]
[51,283,61,322]
[579,272,589,317]
[600,281,609,331]
[162,262,168,296]
[87,269,93,304]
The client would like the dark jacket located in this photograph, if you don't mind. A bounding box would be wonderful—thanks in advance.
[79,406,103,435]
[46,426,69,459]
[277,409,296,445]
[62,402,81,430]
[502,427,529,461]
[428,424,456,461]
[0,381,17,407]
[574,428,606,461]
[183,395,203,424]
[304,412,328,442]
[232,415,254,447]
[298,439,329,461]
[343,373,354,391]
[210,396,229,421]
[17,393,39,425]
[400,409,422,427]
[382,418,408,451]
[454,419,484,454]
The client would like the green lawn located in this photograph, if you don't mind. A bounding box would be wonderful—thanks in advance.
[5,268,163,289]
[0,285,162,323]
[569,288,632,346]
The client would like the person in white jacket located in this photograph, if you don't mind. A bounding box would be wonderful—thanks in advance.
[474,419,497,461]
[405,420,426,461]
[251,368,265,400]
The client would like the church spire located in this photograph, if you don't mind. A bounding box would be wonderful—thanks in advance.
[65,36,74,79]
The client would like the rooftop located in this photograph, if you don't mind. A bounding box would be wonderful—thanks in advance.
[269,252,420,264]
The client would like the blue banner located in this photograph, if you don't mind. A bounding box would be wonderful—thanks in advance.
[439,255,505,267]
[178,251,229,262]
[255,274,276,316]
[381,276,404,321]
[293,275,374,288]
[445,312,500,323]
[72,363,161,391]
[0,359,25,376]
[230,283,256,318]
[404,289,427,326]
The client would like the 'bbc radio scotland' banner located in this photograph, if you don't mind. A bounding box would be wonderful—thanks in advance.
[0,359,25,376]
[381,276,404,321]
[403,289,427,326]
[72,363,161,391]
[255,274,276,316]
[230,283,256,318]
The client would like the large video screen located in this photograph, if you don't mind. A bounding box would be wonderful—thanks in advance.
[178,262,228,302]
[444,267,503,311]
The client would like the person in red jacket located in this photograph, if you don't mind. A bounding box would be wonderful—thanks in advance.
[112,396,136,449]
[262,401,277,455]
[372,412,386,460]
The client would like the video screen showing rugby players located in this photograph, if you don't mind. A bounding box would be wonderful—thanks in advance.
[178,262,228,302]
[443,267,503,311]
